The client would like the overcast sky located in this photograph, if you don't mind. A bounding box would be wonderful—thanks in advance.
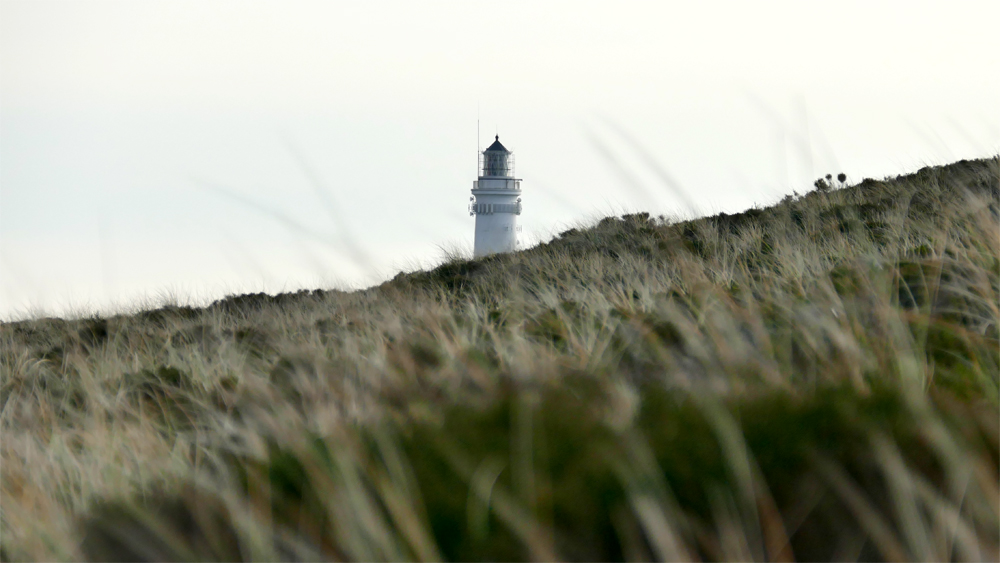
[2,1,998,319]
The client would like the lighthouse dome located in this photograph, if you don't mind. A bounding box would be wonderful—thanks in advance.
[484,135,510,153]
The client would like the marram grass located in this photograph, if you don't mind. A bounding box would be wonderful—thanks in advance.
[1,157,997,561]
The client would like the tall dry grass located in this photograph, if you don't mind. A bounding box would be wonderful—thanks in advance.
[1,157,997,561]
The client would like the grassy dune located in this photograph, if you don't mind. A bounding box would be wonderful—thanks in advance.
[2,157,998,561]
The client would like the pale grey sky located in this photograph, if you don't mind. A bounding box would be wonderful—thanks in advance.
[2,1,998,319]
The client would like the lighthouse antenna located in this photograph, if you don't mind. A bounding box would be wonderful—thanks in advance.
[477,103,481,177]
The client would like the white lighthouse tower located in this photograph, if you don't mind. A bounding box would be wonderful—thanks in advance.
[469,135,522,257]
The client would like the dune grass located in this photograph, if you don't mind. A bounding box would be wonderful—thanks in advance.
[1,157,997,561]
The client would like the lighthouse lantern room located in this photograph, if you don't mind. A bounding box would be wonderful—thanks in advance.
[469,135,522,257]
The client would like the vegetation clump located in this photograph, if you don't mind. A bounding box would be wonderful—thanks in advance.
[1,156,997,561]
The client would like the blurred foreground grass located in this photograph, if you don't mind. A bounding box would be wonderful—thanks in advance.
[2,157,998,561]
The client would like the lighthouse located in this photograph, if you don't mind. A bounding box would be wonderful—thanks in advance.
[469,135,522,257]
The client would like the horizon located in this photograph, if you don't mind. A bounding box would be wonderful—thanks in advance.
[2,1,998,320]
